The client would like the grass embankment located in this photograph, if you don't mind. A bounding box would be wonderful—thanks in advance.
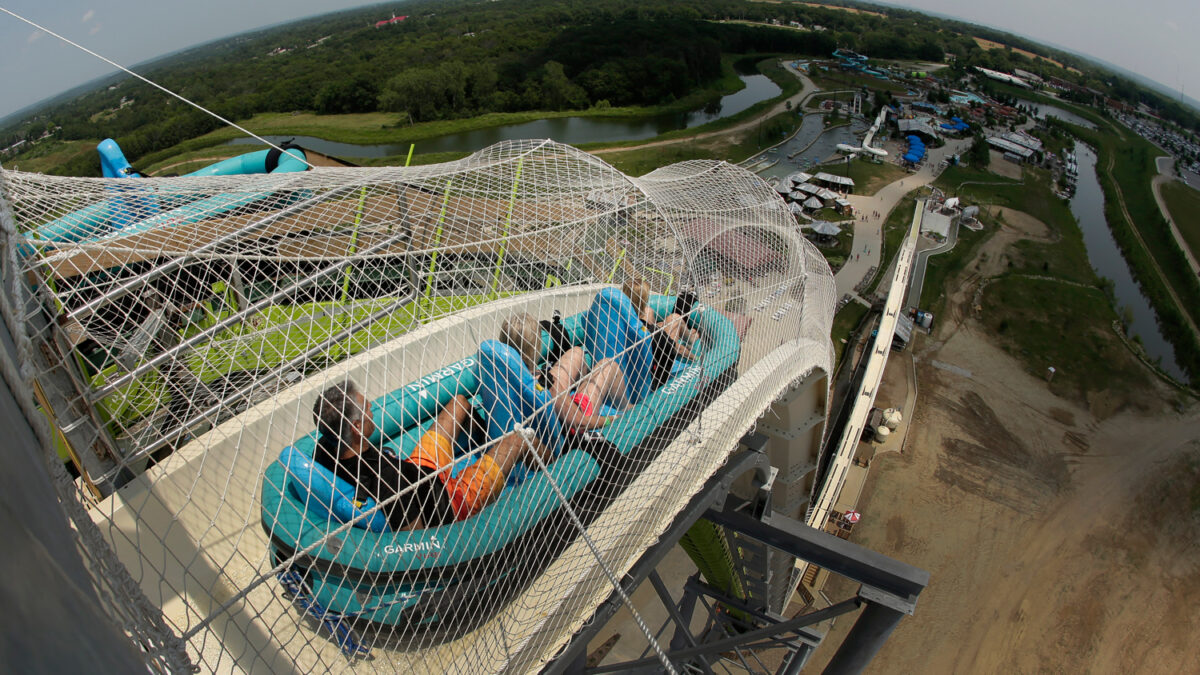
[1069,122,1200,384]
[824,158,906,196]
[830,301,870,368]
[1160,179,1200,263]
[932,164,1162,400]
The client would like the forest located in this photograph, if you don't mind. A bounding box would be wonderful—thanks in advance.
[3,0,1196,176]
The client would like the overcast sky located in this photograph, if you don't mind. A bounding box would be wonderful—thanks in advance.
[1,0,1197,122]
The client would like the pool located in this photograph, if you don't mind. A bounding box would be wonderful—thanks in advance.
[949,90,986,105]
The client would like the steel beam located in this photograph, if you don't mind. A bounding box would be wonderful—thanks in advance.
[704,506,928,610]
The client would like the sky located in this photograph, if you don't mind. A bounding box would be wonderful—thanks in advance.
[1,0,1198,121]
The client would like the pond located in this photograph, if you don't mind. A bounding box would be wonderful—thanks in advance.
[227,74,782,158]
[1017,98,1096,130]
[1069,141,1184,379]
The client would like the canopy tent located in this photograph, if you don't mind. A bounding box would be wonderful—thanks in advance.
[803,197,824,210]
[810,221,842,236]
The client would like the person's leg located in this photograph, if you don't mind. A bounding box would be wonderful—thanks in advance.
[545,346,587,397]
[448,432,546,519]
[577,358,628,411]
[411,394,471,471]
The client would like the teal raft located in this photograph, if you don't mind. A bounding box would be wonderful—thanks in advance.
[259,288,741,643]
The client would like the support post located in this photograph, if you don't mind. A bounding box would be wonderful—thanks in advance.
[819,601,905,675]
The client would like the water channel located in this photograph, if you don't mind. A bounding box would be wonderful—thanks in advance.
[1069,141,1184,379]
[754,114,869,181]
[1016,98,1096,130]
[227,74,781,158]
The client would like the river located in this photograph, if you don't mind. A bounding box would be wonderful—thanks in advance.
[1069,141,1184,379]
[227,74,781,158]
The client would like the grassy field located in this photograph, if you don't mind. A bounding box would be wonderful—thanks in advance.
[823,158,906,196]
[917,223,989,314]
[806,92,859,110]
[818,227,854,271]
[1160,179,1200,263]
[983,276,1155,404]
[131,54,801,172]
[3,139,98,174]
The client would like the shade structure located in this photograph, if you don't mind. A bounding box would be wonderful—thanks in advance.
[810,220,842,236]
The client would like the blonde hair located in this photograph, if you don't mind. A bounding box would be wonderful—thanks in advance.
[621,278,650,315]
[499,313,542,371]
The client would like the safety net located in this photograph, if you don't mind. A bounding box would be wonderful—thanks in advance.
[0,138,834,672]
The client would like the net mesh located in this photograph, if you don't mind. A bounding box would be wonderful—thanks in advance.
[0,138,834,672]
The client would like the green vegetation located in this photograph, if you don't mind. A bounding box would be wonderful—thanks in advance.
[7,0,1194,176]
[928,162,1174,397]
[1069,122,1200,384]
[1160,180,1200,263]
[818,227,855,272]
[808,68,907,94]
[830,301,870,367]
[917,224,988,316]
[806,91,859,110]
[983,277,1155,404]
[600,109,800,176]
[6,1,840,176]
[823,158,906,196]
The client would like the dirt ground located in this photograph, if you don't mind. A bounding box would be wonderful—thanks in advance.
[987,150,1024,180]
[805,211,1200,673]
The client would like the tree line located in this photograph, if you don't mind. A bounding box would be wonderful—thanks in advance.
[3,0,1197,176]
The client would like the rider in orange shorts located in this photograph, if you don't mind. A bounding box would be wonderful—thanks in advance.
[313,382,547,530]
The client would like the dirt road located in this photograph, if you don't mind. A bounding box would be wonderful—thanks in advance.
[806,213,1200,673]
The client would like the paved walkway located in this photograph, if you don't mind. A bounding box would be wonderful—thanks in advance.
[832,137,973,300]
[1152,155,1200,277]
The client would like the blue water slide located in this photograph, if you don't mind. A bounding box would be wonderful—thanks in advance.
[28,141,308,246]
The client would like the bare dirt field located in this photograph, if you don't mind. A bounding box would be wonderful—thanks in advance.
[806,212,1200,673]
